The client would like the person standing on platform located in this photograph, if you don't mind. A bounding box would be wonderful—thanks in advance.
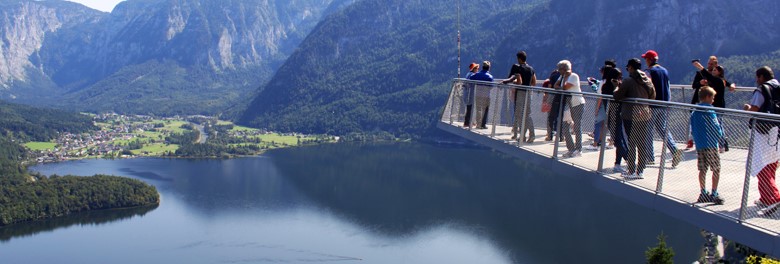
[613,58,655,179]
[688,56,736,149]
[642,50,683,168]
[743,66,780,209]
[468,61,495,129]
[463,62,479,127]
[545,69,562,141]
[502,51,537,143]
[555,60,585,158]
[602,60,628,173]
[690,86,725,204]
[693,60,733,152]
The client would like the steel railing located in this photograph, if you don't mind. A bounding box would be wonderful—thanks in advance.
[441,78,780,234]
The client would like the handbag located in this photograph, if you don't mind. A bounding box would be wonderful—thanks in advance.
[541,94,552,113]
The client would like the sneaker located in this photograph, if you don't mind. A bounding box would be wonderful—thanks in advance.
[636,172,644,179]
[756,200,770,208]
[584,145,599,151]
[697,193,712,203]
[711,194,725,205]
[622,172,643,180]
[570,150,582,157]
[526,136,535,143]
[686,139,694,150]
[612,165,626,173]
[672,149,683,168]
[544,135,553,141]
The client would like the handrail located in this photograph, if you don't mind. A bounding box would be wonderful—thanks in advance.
[457,78,780,121]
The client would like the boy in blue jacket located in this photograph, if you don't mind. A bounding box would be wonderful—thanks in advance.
[691,86,725,204]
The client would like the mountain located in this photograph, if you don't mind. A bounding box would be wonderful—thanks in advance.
[0,0,349,115]
[492,0,780,84]
[0,0,103,97]
[239,0,545,136]
[240,0,780,137]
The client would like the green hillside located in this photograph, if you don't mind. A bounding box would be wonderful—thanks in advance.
[0,100,96,142]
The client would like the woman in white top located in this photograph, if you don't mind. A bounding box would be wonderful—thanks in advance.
[555,60,585,157]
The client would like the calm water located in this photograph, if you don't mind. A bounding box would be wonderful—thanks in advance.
[3,143,704,263]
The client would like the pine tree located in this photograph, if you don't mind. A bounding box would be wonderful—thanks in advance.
[646,233,675,264]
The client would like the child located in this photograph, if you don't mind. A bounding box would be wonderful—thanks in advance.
[690,86,724,204]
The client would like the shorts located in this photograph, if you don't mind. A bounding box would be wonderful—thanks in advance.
[697,148,720,172]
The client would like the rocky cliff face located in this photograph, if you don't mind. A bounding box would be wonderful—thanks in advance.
[0,0,102,91]
[0,0,344,114]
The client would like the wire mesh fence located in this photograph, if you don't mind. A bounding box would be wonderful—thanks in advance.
[441,78,780,234]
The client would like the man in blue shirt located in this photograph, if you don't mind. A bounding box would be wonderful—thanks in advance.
[467,61,494,129]
[643,50,682,168]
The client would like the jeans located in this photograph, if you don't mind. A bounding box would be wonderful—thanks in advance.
[464,104,473,127]
[563,104,584,152]
[608,102,627,165]
[512,90,535,138]
[648,107,678,161]
[624,119,650,174]
[547,94,562,138]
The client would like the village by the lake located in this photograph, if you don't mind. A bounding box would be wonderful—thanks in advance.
[24,113,337,163]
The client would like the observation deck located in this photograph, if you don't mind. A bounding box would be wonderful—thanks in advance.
[439,78,780,257]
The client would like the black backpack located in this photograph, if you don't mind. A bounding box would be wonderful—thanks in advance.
[755,81,780,134]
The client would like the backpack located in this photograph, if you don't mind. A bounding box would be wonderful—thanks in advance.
[755,81,780,134]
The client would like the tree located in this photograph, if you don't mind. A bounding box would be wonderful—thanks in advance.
[646,233,675,264]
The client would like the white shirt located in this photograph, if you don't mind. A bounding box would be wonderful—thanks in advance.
[751,89,765,108]
[561,73,585,107]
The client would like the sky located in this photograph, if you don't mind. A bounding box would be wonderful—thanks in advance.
[66,0,125,12]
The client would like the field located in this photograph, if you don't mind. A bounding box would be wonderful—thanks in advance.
[131,143,179,156]
[24,142,57,151]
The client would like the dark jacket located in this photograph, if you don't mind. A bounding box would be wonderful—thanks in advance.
[614,70,656,121]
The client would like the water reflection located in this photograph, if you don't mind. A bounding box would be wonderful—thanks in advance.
[270,143,702,263]
[0,205,157,242]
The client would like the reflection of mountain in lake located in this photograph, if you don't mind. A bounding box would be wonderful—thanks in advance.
[0,205,157,242]
[269,143,702,263]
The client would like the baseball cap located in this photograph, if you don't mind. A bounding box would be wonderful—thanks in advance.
[641,50,659,60]
[626,58,642,69]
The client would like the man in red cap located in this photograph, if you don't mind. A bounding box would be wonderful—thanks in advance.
[643,50,683,168]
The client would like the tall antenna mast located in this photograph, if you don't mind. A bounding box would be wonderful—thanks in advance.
[457,0,461,78]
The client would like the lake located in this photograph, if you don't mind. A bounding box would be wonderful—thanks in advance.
[3,142,704,263]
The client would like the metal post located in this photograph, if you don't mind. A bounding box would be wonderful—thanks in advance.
[518,87,529,145]
[490,84,499,137]
[656,106,669,194]
[553,92,566,160]
[597,100,609,172]
[739,126,757,222]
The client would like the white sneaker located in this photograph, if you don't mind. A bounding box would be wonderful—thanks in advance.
[584,145,599,151]
[622,172,643,180]
[613,165,626,173]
